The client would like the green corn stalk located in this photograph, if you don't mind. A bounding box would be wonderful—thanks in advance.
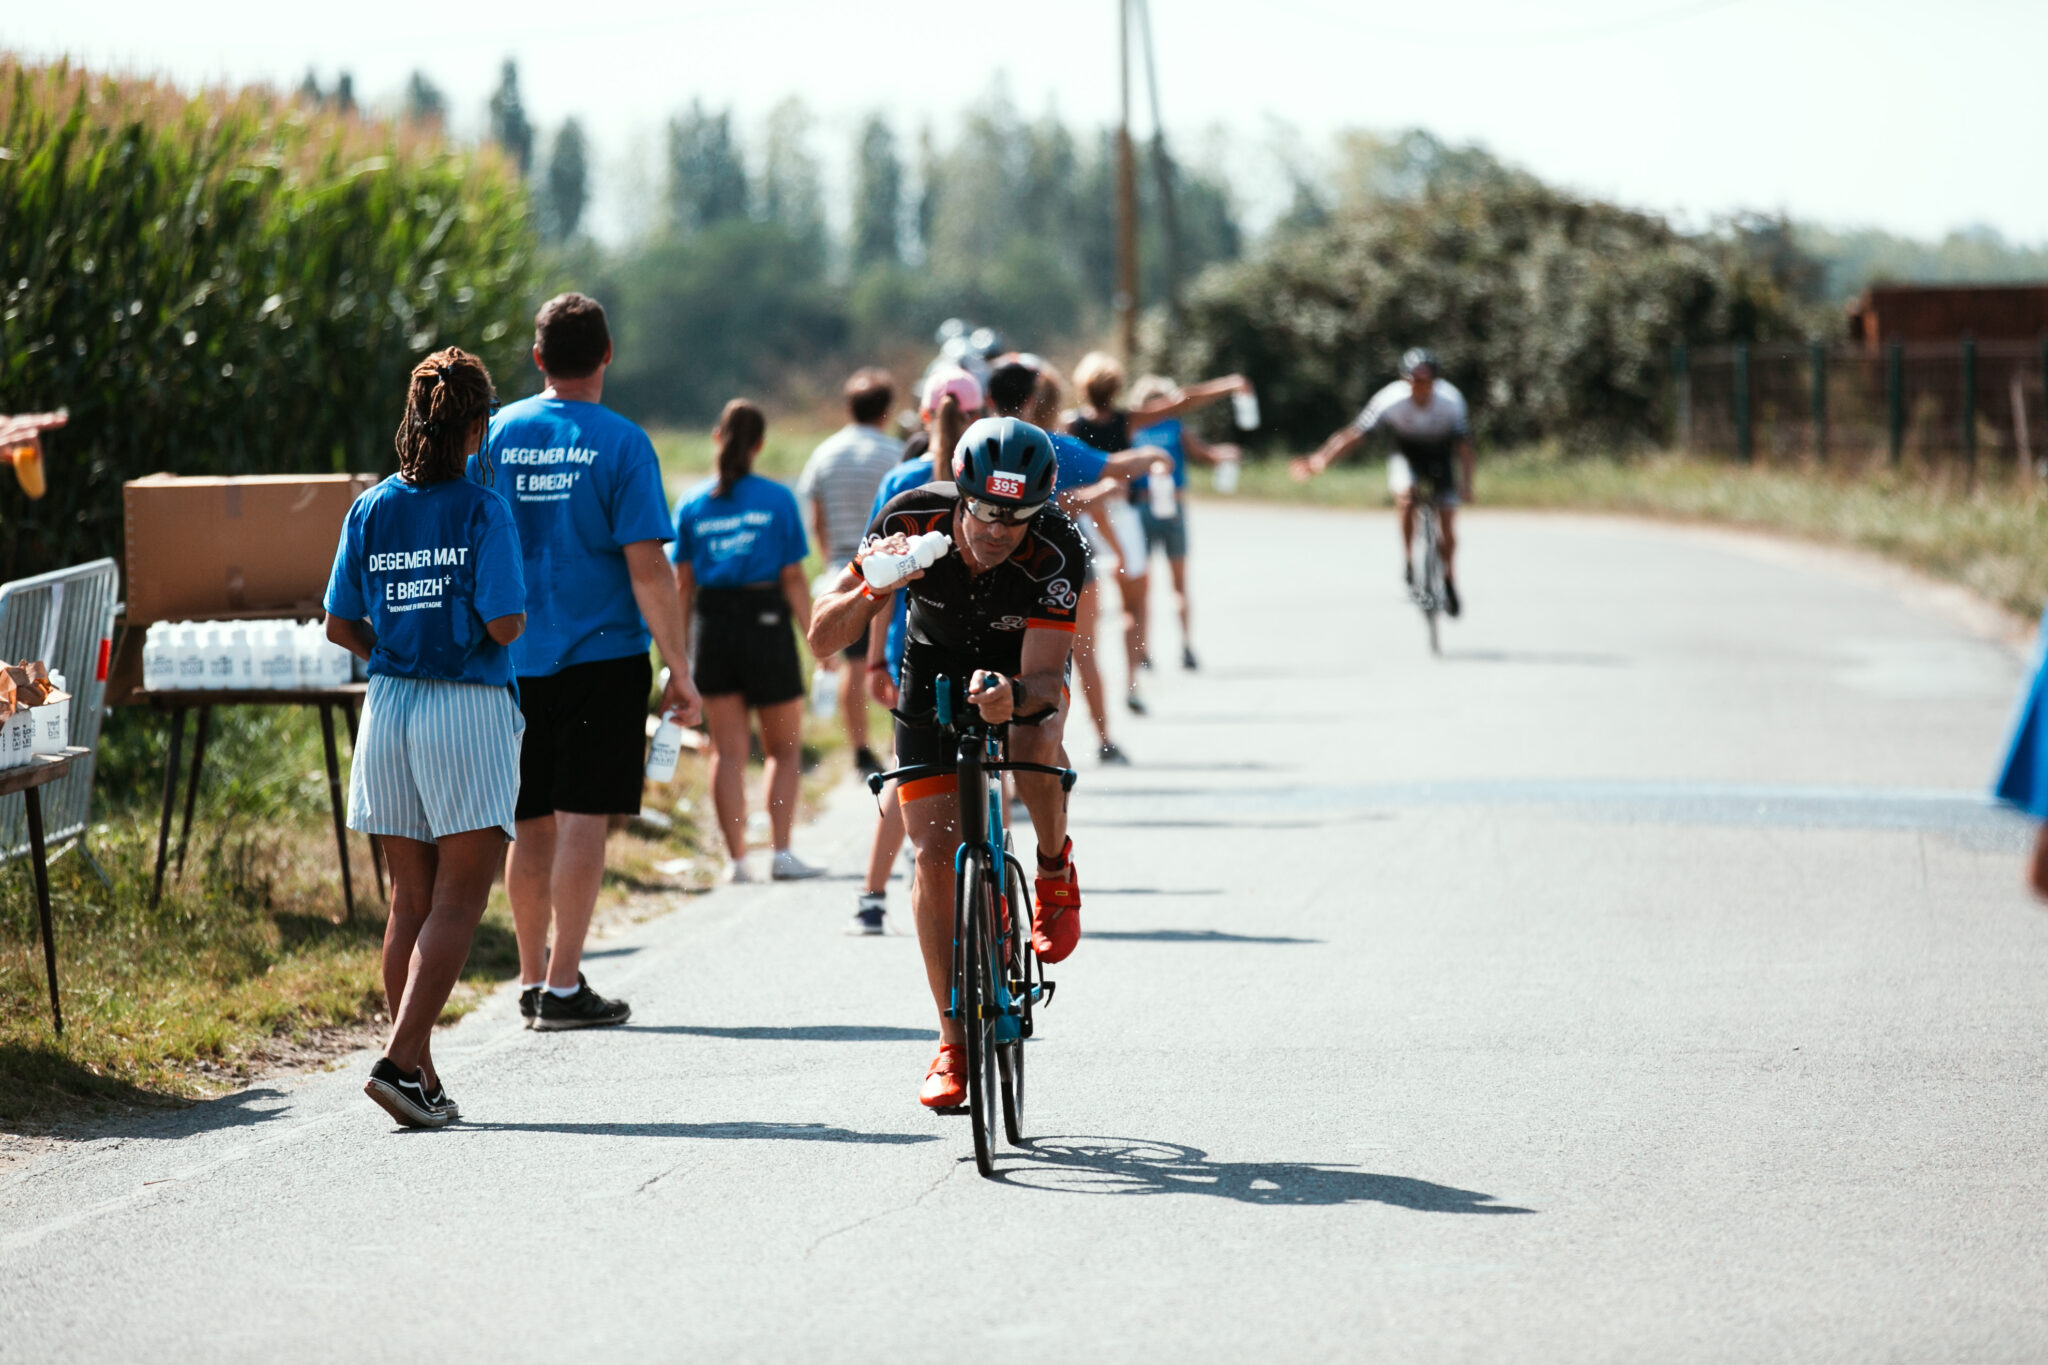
[0,60,543,580]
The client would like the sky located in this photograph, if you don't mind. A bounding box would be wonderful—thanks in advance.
[7,0,2047,245]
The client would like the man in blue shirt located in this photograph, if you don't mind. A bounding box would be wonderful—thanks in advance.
[470,293,699,1032]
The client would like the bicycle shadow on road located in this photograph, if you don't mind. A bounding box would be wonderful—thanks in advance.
[992,1136,1531,1213]
[1084,929,1321,945]
[616,1024,938,1041]
[451,1120,939,1144]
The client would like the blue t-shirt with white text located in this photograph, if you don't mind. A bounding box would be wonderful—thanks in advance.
[469,396,674,677]
[324,476,526,686]
[1131,418,1187,487]
[669,473,810,588]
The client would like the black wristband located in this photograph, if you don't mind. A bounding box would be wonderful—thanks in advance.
[1009,677,1025,713]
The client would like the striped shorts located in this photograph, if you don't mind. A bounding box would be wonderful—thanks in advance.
[347,674,526,842]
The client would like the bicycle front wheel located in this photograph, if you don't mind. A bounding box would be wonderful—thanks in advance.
[999,856,1030,1145]
[961,851,1001,1177]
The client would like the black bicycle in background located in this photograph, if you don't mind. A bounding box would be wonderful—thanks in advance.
[869,676,1075,1178]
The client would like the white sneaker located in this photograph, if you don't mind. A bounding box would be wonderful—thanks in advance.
[771,850,825,881]
[725,858,754,884]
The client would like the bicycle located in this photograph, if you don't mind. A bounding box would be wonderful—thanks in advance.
[868,675,1076,1178]
[1409,495,1449,655]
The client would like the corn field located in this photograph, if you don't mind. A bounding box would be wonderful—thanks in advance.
[0,60,544,579]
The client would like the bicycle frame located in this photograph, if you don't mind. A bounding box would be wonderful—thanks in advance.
[867,675,1076,1173]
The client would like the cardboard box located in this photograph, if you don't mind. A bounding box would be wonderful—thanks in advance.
[123,474,376,627]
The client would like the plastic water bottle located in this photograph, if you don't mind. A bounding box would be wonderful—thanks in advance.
[202,624,236,689]
[645,711,686,782]
[295,621,323,688]
[1232,389,1260,431]
[144,623,176,693]
[321,633,353,688]
[1215,458,1241,495]
[226,625,254,689]
[861,531,952,591]
[174,622,206,690]
[1147,468,1179,520]
[257,624,298,689]
[809,664,841,719]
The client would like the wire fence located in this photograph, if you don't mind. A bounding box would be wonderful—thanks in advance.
[1675,339,2048,480]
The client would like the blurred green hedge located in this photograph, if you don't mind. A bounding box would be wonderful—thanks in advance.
[0,60,543,580]
[1162,172,1809,452]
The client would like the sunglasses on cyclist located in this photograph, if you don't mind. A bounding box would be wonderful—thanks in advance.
[962,497,1045,526]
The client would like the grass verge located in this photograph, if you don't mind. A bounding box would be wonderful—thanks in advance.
[1199,446,2048,622]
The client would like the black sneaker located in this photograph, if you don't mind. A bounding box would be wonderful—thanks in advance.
[1181,646,1199,671]
[854,746,882,776]
[1444,578,1461,618]
[534,982,631,1031]
[520,971,585,1028]
[424,1078,459,1121]
[365,1057,450,1129]
[1404,562,1414,587]
[1126,693,1147,716]
[1098,742,1130,766]
[852,892,887,936]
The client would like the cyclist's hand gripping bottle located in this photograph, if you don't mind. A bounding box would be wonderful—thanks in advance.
[860,531,951,591]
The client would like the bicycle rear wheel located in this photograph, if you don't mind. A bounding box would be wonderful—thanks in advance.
[998,857,1030,1145]
[961,851,1001,1177]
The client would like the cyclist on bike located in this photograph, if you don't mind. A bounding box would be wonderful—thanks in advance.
[809,417,1085,1110]
[1292,347,1474,616]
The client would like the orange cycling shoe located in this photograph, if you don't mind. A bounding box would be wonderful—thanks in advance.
[1031,837,1082,964]
[920,1045,967,1109]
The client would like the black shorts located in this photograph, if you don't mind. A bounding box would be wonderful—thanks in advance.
[841,623,871,665]
[692,586,804,707]
[891,646,1061,803]
[514,653,653,821]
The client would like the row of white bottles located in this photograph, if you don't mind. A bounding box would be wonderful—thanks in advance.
[142,620,353,693]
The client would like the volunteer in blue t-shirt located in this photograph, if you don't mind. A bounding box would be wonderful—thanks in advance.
[670,400,819,883]
[467,292,699,1032]
[324,347,526,1130]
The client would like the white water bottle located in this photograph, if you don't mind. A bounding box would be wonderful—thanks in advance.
[809,663,841,718]
[257,624,298,689]
[1215,457,1241,495]
[174,622,206,690]
[1232,389,1260,430]
[144,622,176,692]
[295,621,322,689]
[202,624,236,689]
[861,530,952,591]
[227,625,254,689]
[646,710,686,782]
[1148,468,1179,519]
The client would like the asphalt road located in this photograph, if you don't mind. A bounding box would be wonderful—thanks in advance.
[7,503,2048,1362]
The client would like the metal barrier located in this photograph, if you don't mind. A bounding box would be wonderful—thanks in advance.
[0,559,119,863]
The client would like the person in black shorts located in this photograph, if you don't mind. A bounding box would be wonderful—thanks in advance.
[473,293,700,1031]
[1292,347,1476,616]
[808,417,1086,1111]
[671,400,823,883]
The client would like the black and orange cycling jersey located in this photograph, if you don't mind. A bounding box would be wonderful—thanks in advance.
[864,482,1086,675]
[864,483,1088,787]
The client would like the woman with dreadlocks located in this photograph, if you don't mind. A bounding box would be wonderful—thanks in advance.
[323,346,528,1130]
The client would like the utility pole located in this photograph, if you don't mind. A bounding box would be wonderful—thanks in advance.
[1116,0,1140,363]
[1136,0,1182,341]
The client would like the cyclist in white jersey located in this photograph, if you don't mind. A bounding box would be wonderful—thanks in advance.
[1292,348,1474,616]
